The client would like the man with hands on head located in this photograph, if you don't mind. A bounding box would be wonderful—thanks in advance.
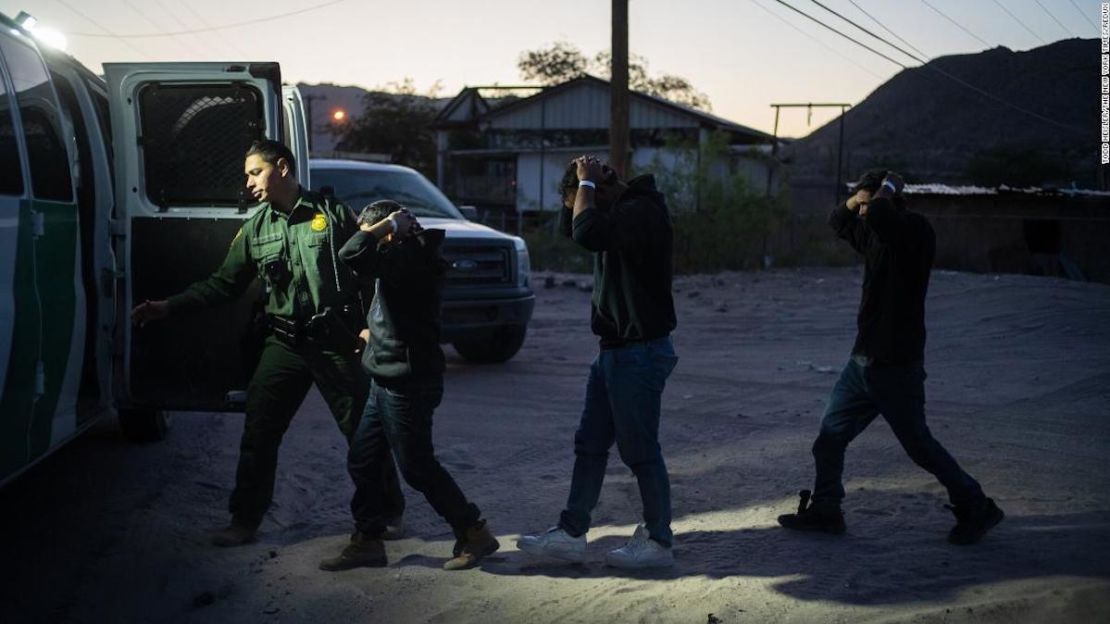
[320,200,499,572]
[131,139,405,548]
[777,169,1003,545]
[517,156,679,569]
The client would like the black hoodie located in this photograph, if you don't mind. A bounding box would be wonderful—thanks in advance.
[560,174,677,348]
[828,196,935,365]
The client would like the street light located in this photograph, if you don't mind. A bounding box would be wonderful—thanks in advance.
[332,109,347,122]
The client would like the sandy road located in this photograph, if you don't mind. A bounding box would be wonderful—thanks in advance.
[2,267,1109,623]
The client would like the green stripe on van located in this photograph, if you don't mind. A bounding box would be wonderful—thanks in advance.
[0,198,78,481]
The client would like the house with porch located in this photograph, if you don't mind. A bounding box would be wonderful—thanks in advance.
[432,76,779,228]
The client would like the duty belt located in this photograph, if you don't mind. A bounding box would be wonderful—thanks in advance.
[269,304,361,347]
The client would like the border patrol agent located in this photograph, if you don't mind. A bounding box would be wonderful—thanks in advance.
[132,140,404,547]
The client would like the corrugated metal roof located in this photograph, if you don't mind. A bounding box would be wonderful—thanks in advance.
[443,75,774,143]
[436,88,490,125]
[899,183,1110,197]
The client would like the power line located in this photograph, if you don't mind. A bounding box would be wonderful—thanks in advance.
[845,0,931,60]
[918,0,993,48]
[146,0,243,60]
[746,0,886,79]
[69,0,347,38]
[1033,0,1076,38]
[776,0,1081,132]
[769,0,909,68]
[174,0,252,58]
[989,0,1047,45]
[120,0,193,57]
[1065,0,1099,35]
[807,0,921,63]
[54,0,150,59]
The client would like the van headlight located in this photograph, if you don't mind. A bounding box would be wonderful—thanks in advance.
[512,237,531,288]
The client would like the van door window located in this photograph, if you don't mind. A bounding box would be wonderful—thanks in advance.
[0,37,72,202]
[0,56,23,196]
[137,84,264,208]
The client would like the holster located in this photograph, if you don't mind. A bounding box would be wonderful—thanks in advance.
[270,304,363,349]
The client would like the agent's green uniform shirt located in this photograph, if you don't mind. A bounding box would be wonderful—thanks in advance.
[167,187,363,318]
[160,186,404,528]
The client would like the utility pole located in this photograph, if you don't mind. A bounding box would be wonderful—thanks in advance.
[610,0,629,177]
[768,102,852,201]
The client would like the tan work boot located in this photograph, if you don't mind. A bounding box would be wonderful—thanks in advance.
[443,520,500,571]
[319,531,387,571]
[210,522,256,547]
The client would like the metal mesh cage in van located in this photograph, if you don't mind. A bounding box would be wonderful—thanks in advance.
[139,84,263,207]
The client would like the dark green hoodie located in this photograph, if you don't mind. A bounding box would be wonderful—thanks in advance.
[561,174,677,348]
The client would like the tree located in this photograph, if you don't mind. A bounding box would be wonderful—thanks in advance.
[332,78,440,177]
[517,41,711,111]
[517,41,589,85]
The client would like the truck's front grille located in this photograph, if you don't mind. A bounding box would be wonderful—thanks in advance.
[442,241,512,286]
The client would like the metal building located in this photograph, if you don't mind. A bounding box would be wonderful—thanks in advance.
[433,75,778,224]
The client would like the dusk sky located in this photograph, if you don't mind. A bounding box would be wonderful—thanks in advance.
[3,0,1100,138]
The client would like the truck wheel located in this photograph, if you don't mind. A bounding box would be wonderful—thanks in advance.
[453,325,527,364]
[118,408,169,443]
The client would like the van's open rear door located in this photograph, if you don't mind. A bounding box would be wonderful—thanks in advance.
[106,62,302,412]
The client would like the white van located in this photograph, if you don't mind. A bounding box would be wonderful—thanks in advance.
[0,12,310,485]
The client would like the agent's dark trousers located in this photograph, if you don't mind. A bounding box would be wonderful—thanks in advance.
[559,337,679,547]
[812,357,984,508]
[230,336,404,529]
[348,377,480,538]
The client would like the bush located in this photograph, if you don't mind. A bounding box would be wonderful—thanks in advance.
[649,133,786,273]
[520,215,592,273]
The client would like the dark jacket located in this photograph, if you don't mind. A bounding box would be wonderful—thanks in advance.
[338,228,447,382]
[560,174,677,348]
[829,196,935,365]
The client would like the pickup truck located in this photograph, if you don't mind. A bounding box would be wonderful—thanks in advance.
[310,159,534,363]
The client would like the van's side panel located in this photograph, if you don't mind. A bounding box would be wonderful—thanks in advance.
[0,27,83,482]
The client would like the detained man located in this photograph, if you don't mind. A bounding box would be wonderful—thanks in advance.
[777,169,1004,545]
[319,200,499,571]
[517,156,679,569]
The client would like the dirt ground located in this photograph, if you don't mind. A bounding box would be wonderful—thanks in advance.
[3,267,1109,624]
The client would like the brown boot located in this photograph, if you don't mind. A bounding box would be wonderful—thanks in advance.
[443,520,500,571]
[210,522,256,547]
[319,531,387,571]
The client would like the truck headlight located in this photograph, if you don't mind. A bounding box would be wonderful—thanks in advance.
[513,237,531,288]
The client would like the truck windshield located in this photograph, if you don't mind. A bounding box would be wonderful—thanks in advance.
[311,167,463,220]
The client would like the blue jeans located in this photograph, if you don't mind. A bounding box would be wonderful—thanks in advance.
[559,337,679,547]
[348,378,479,537]
[812,358,985,508]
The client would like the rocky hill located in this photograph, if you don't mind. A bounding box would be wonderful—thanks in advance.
[786,38,1100,188]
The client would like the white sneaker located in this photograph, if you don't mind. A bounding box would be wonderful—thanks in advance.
[605,525,674,569]
[516,527,587,562]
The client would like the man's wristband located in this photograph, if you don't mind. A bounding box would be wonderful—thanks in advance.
[578,180,596,190]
